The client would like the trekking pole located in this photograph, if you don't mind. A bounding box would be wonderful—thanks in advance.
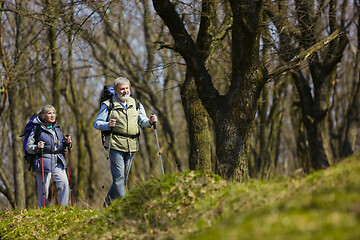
[103,129,112,189]
[66,136,74,206]
[153,123,165,175]
[40,148,46,207]
[125,158,133,187]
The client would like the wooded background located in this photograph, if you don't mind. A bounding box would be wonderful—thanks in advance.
[0,0,359,209]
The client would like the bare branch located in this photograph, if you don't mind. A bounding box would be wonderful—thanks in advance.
[268,29,344,79]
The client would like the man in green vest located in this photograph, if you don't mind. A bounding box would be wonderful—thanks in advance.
[93,77,157,205]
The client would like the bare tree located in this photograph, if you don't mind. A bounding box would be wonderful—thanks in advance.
[152,0,348,180]
[340,1,360,157]
[266,0,349,172]
[152,0,267,181]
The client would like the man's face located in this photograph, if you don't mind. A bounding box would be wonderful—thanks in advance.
[116,83,130,102]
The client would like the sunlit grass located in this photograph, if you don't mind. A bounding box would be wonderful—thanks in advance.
[1,154,359,239]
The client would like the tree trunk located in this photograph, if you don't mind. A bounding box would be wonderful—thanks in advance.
[84,126,97,201]
[61,4,88,200]
[341,77,360,156]
[257,82,285,179]
[46,0,61,117]
[180,0,215,173]
[290,95,309,172]
[181,72,212,173]
[9,0,26,209]
[214,112,251,181]
[341,5,360,157]
[0,0,16,208]
[9,85,26,209]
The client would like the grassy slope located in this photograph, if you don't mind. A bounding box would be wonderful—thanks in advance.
[1,154,359,240]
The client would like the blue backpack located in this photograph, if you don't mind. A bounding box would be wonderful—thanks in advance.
[19,114,41,170]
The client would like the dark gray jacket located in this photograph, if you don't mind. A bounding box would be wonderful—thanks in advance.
[25,117,67,172]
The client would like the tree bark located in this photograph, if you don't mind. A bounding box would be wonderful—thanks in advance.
[9,0,26,209]
[180,0,215,173]
[45,0,61,118]
[181,72,212,173]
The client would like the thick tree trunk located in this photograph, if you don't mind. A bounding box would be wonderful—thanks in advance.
[181,72,212,173]
[181,0,215,173]
[292,71,330,172]
[214,115,250,181]
[304,118,330,171]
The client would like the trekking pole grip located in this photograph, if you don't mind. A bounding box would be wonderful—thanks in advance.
[65,135,72,150]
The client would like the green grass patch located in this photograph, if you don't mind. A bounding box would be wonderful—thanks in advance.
[0,206,96,239]
[1,155,359,239]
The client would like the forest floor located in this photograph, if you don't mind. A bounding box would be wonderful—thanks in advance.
[1,153,360,240]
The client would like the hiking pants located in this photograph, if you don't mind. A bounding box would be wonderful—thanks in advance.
[36,164,69,207]
[105,149,134,205]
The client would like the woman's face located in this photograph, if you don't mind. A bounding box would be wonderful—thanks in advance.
[43,110,56,125]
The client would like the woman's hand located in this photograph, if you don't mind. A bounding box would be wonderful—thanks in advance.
[38,141,45,149]
[64,135,72,144]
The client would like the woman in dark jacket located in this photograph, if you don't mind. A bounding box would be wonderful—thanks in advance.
[26,104,72,207]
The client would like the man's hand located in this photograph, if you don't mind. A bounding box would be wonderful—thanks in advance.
[149,114,157,124]
[109,118,117,128]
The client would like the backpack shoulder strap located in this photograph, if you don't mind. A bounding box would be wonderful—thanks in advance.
[131,96,140,110]
[105,97,114,121]
[33,124,41,143]
[136,98,140,110]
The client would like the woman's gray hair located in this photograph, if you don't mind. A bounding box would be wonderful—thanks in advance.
[113,77,131,89]
[38,104,56,116]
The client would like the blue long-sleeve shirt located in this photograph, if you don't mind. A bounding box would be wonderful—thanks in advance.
[93,96,152,131]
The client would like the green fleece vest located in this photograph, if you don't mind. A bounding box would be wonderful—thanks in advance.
[104,95,140,152]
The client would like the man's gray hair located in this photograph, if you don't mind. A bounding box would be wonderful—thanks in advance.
[113,77,131,89]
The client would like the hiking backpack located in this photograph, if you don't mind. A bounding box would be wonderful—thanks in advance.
[99,85,140,146]
[19,114,41,170]
[99,85,115,146]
